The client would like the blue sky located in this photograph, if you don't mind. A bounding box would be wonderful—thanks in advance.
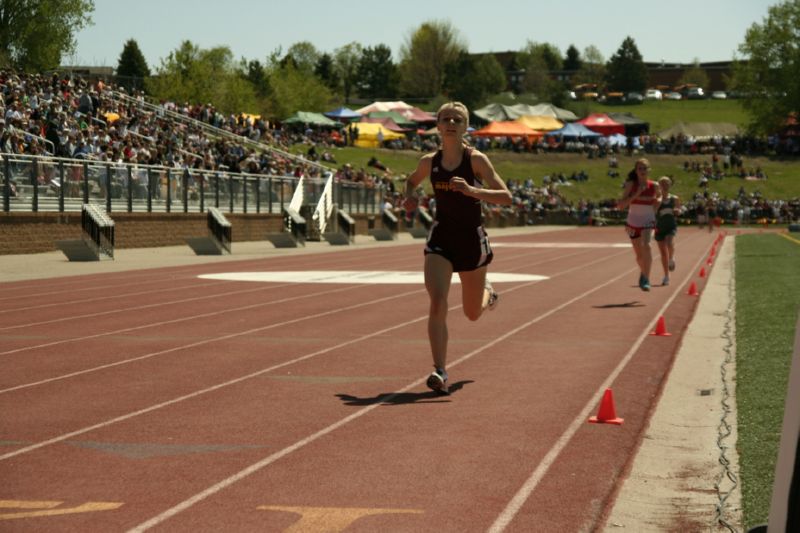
[71,0,775,68]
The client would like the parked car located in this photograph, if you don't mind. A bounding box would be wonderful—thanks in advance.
[645,89,663,100]
[687,87,706,99]
[665,91,682,100]
[626,92,644,103]
[711,91,727,100]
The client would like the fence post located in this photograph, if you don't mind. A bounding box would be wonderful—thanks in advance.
[59,161,65,212]
[105,164,112,213]
[82,161,89,204]
[242,176,248,214]
[3,154,10,212]
[147,167,153,212]
[228,174,234,213]
[182,168,189,213]
[214,173,220,208]
[166,168,171,213]
[127,165,133,212]
[30,161,38,212]
[199,172,205,213]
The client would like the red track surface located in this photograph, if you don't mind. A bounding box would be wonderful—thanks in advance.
[0,227,722,532]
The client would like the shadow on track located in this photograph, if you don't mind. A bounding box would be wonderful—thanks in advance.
[335,380,475,406]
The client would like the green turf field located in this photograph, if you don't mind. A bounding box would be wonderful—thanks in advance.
[735,233,800,529]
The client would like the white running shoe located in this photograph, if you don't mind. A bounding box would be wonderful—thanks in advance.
[485,279,499,310]
[662,276,670,286]
[426,368,449,395]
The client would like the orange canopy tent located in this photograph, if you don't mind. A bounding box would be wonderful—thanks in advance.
[471,121,541,140]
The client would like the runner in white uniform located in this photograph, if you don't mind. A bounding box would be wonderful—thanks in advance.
[618,158,661,291]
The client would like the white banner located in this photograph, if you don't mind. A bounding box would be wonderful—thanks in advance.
[312,173,334,233]
[288,176,305,213]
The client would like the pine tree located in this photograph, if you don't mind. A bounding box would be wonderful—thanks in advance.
[117,39,150,90]
[605,37,647,93]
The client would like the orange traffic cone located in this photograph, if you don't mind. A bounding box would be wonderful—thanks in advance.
[687,281,699,296]
[707,256,713,265]
[589,388,623,425]
[699,267,706,278]
[650,315,672,336]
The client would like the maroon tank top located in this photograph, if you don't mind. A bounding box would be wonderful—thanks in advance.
[430,147,483,228]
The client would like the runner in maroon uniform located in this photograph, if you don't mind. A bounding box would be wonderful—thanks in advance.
[404,102,512,394]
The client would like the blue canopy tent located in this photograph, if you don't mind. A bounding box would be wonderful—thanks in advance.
[544,122,601,139]
[323,106,362,122]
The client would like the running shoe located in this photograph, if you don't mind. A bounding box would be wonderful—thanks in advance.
[639,275,651,292]
[426,368,449,395]
[638,272,645,287]
[668,258,676,272]
[485,279,499,310]
[662,276,669,286]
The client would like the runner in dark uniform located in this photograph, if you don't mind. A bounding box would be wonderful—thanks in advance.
[404,102,512,394]
[654,176,682,286]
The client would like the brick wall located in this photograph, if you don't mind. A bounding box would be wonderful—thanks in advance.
[0,212,386,255]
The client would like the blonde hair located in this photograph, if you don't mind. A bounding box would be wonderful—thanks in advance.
[658,176,672,187]
[437,101,469,126]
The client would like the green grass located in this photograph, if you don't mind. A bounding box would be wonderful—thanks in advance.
[302,146,800,205]
[735,233,800,529]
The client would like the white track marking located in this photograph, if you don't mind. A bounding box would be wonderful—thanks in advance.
[126,253,635,532]
[488,235,710,531]
[199,271,548,284]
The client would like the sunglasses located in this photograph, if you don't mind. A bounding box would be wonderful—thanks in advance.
[438,116,464,124]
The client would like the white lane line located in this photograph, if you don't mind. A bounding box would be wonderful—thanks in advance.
[488,237,710,532]
[0,285,414,395]
[127,254,635,532]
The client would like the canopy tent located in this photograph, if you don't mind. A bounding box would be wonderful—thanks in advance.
[348,122,405,148]
[323,106,362,121]
[283,111,342,128]
[355,101,413,114]
[515,115,563,132]
[525,103,578,122]
[655,122,740,140]
[544,122,601,138]
[576,113,625,136]
[607,112,649,136]
[394,106,437,124]
[471,121,541,140]
[474,102,577,123]
[360,116,410,133]
[365,110,416,127]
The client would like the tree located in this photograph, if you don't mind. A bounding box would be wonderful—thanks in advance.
[605,37,647,92]
[314,53,339,92]
[333,42,362,103]
[732,0,800,134]
[116,39,150,90]
[146,41,257,115]
[443,52,506,109]
[517,41,564,102]
[678,58,710,89]
[0,0,95,71]
[398,20,466,98]
[574,45,606,87]
[355,44,398,100]
[564,45,582,72]
[267,63,333,119]
[282,41,320,75]
[243,59,271,98]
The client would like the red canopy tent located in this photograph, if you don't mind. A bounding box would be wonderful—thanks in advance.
[576,113,625,136]
[471,121,541,140]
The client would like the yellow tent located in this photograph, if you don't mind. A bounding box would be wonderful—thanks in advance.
[350,122,404,148]
[515,115,563,132]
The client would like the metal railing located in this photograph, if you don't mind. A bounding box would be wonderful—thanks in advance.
[2,153,384,216]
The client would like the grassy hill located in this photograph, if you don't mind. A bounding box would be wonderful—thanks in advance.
[297,146,799,205]
[291,98,798,204]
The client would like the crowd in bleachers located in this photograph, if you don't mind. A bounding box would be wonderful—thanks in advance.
[0,70,332,181]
